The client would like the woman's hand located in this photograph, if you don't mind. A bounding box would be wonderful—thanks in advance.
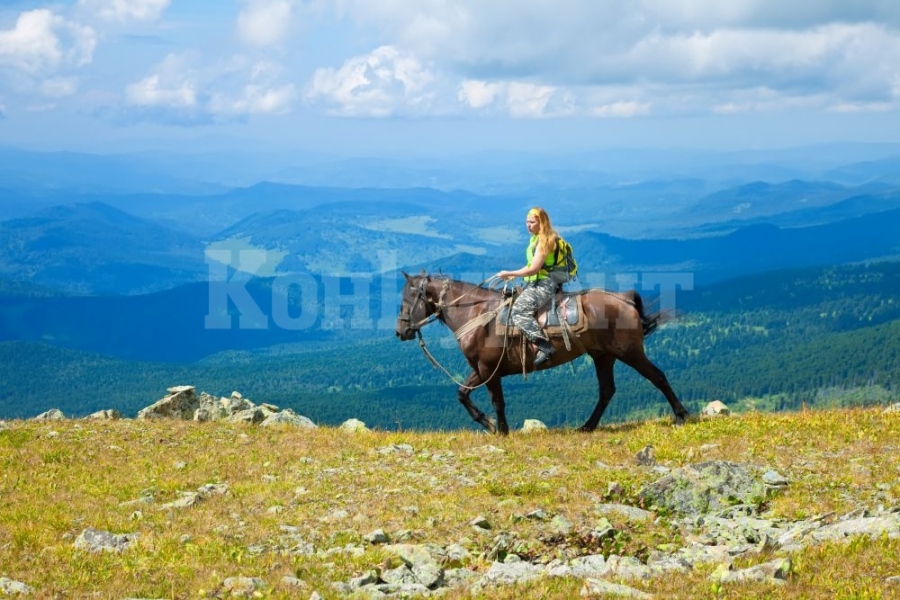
[496,270,516,281]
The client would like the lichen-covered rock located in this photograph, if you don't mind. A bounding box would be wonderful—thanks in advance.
[74,528,139,553]
[638,461,769,517]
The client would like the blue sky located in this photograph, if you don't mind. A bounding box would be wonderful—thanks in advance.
[2,0,900,156]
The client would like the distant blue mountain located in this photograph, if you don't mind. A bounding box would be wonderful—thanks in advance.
[0,202,209,294]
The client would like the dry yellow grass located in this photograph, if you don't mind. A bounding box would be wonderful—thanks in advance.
[1,406,898,599]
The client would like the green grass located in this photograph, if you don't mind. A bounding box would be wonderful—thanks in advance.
[0,406,899,599]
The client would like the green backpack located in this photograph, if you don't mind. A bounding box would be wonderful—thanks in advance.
[547,237,578,284]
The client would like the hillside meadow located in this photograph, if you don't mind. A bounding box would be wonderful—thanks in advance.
[1,406,899,599]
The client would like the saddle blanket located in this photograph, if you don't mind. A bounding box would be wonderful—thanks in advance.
[495,292,588,338]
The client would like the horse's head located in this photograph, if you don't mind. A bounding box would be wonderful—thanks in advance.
[396,272,440,341]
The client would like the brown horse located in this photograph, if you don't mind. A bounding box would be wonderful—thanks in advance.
[396,273,689,434]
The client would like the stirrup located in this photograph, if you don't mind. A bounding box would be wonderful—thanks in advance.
[533,342,555,366]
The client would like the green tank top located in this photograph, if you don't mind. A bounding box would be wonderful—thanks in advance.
[524,235,555,282]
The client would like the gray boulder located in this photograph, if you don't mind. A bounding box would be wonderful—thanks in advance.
[33,408,66,420]
[137,386,198,420]
[639,461,771,517]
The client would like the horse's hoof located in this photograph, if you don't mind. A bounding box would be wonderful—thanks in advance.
[674,415,687,426]
[578,425,596,433]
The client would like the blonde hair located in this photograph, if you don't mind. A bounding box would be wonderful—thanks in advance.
[527,207,559,255]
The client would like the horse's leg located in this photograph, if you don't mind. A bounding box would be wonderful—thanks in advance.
[620,352,689,424]
[580,352,616,432]
[457,371,497,433]
[484,376,509,436]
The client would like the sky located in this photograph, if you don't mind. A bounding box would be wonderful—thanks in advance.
[1,0,900,157]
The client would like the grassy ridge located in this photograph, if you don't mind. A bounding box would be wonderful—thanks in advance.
[1,407,898,598]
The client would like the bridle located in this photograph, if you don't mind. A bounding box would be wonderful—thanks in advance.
[398,277,450,336]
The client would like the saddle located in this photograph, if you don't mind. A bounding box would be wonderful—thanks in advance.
[495,291,588,338]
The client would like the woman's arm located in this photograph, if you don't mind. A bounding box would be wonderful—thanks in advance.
[496,244,549,281]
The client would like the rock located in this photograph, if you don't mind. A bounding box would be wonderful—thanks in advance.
[702,400,730,416]
[595,503,654,522]
[74,528,139,553]
[810,514,900,543]
[33,408,65,420]
[85,409,121,420]
[138,386,198,420]
[551,514,574,535]
[581,578,653,598]
[635,445,656,466]
[363,529,390,544]
[382,544,445,588]
[0,577,34,595]
[478,561,544,586]
[159,492,201,509]
[711,557,791,584]
[521,419,548,432]
[883,402,900,413]
[638,461,769,517]
[762,470,790,488]
[221,576,266,597]
[340,418,369,432]
[470,516,492,531]
[261,409,317,428]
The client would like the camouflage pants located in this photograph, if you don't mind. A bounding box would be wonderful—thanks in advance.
[511,278,556,342]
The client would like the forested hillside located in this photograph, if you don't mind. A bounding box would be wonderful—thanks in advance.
[1,260,896,428]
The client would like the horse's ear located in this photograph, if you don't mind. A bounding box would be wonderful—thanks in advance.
[402,271,411,282]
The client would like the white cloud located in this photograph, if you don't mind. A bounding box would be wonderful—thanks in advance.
[458,80,501,109]
[307,45,435,117]
[326,1,900,117]
[0,9,95,75]
[237,0,294,47]
[125,54,196,108]
[592,101,650,118]
[40,76,80,98]
[78,0,171,23]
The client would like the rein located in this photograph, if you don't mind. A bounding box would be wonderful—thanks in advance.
[408,276,514,391]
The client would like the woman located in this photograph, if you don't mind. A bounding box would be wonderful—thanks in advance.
[496,206,559,365]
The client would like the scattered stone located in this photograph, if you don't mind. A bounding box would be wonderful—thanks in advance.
[477,561,544,587]
[711,557,791,585]
[635,445,656,466]
[524,508,549,521]
[376,444,414,455]
[607,481,625,497]
[551,514,574,535]
[0,577,34,596]
[470,516,492,531]
[85,409,121,420]
[74,528,139,553]
[883,402,900,413]
[595,503,654,522]
[261,409,316,428]
[521,419,548,433]
[363,529,390,544]
[198,483,229,496]
[762,470,790,489]
[702,400,730,416]
[581,577,653,598]
[159,492,201,510]
[33,408,65,420]
[220,576,266,597]
[340,418,369,432]
[280,576,307,589]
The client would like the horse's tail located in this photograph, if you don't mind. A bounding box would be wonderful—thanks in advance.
[624,290,675,338]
